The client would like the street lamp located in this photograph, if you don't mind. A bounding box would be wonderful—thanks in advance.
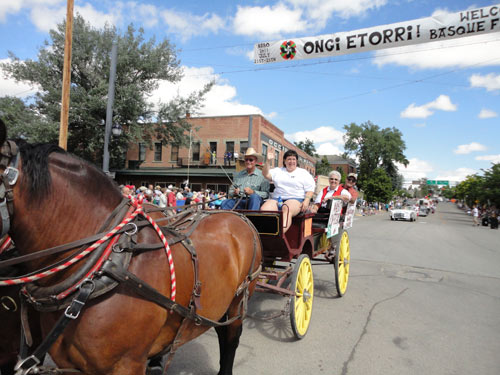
[102,40,118,174]
[111,123,122,137]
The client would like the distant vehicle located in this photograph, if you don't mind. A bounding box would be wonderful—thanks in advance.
[390,206,417,222]
[419,207,429,217]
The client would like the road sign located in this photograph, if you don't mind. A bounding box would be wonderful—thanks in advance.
[427,180,449,186]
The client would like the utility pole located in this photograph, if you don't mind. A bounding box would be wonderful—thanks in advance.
[58,0,74,150]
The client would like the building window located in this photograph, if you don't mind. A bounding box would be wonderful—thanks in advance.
[191,183,202,192]
[262,144,268,162]
[226,141,234,153]
[138,143,146,161]
[170,145,179,161]
[274,150,279,167]
[210,142,217,153]
[192,142,200,161]
[154,142,162,162]
[240,141,248,155]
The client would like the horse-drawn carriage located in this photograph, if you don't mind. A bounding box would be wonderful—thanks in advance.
[0,118,353,374]
[238,199,353,338]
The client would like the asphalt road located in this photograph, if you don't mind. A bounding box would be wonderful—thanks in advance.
[168,202,500,375]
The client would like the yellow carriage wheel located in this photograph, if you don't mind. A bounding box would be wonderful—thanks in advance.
[318,232,331,254]
[290,254,314,339]
[334,231,350,297]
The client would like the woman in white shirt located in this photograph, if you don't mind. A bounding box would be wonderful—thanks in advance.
[262,150,316,233]
[310,170,351,214]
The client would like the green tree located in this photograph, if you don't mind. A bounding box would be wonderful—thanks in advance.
[482,163,500,207]
[363,168,393,203]
[441,186,455,199]
[343,121,408,190]
[294,138,318,157]
[455,174,483,207]
[315,155,330,176]
[0,96,59,142]
[1,15,210,168]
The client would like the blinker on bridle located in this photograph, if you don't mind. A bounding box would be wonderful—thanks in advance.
[0,140,19,238]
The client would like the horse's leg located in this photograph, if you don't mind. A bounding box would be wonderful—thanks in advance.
[215,316,243,375]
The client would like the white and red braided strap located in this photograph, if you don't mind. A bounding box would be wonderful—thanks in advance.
[0,235,12,255]
[0,195,176,301]
[0,205,140,287]
[129,195,176,300]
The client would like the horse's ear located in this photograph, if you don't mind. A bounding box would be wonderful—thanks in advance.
[0,119,6,145]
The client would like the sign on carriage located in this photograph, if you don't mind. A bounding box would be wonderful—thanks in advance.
[327,200,343,238]
[343,204,356,230]
[254,4,500,64]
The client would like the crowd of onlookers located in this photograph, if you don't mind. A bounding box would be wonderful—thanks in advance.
[119,183,229,209]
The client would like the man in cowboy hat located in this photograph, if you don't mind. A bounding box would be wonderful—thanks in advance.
[221,147,270,210]
[340,173,359,204]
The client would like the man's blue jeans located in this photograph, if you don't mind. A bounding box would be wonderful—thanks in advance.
[220,194,263,210]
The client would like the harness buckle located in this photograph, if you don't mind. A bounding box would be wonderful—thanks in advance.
[125,222,138,236]
[4,166,19,185]
[14,354,40,374]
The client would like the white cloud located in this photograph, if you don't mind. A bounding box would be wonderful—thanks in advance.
[400,104,433,119]
[286,0,387,25]
[28,2,119,33]
[396,158,433,180]
[285,126,344,144]
[160,9,225,41]
[149,66,263,117]
[414,122,426,128]
[373,33,500,70]
[233,0,387,39]
[478,109,498,119]
[233,4,308,39]
[453,142,487,155]
[316,142,342,155]
[470,73,500,92]
[436,167,477,184]
[0,58,40,97]
[475,154,500,163]
[401,95,456,119]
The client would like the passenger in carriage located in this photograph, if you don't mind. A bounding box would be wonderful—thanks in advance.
[220,148,270,210]
[310,170,351,214]
[261,149,316,233]
[340,172,359,204]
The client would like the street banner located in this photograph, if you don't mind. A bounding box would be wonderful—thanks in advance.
[254,4,500,64]
[343,204,356,229]
[327,200,343,238]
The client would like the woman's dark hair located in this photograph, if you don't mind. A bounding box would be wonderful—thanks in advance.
[283,150,299,166]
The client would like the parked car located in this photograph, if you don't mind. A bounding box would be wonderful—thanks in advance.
[390,206,417,222]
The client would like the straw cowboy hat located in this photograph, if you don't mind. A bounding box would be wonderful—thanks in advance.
[244,147,263,163]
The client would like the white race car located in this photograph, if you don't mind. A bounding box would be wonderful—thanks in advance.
[390,206,417,222]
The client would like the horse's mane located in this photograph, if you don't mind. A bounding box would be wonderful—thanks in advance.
[17,140,114,202]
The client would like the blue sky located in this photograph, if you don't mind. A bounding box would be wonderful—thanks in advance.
[1,0,499,186]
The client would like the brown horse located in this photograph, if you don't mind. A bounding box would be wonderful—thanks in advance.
[0,119,262,375]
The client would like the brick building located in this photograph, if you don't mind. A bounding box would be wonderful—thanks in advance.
[115,114,316,192]
[319,155,357,176]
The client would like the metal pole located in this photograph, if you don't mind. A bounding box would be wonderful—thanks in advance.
[58,0,74,150]
[247,115,253,148]
[186,129,192,186]
[103,41,118,173]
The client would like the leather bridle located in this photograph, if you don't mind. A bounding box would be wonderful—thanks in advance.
[0,140,19,238]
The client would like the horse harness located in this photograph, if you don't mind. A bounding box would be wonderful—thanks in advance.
[0,193,261,374]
